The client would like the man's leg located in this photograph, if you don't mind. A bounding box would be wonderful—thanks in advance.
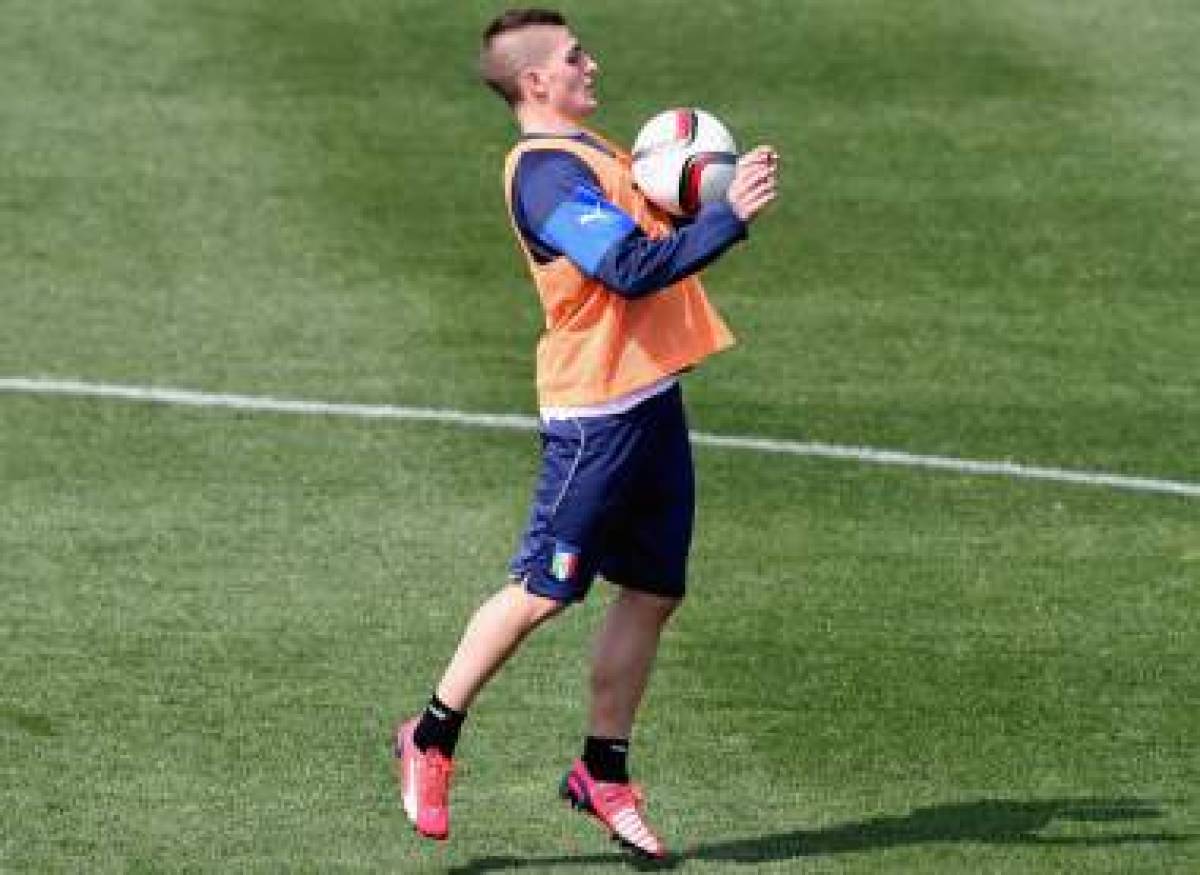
[586,384,690,744]
[559,587,679,860]
[588,588,679,740]
[396,582,563,840]
[436,582,564,712]
[560,388,691,859]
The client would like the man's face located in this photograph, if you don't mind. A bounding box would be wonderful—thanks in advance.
[529,28,598,118]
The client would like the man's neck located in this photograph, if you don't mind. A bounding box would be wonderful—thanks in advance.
[516,104,585,137]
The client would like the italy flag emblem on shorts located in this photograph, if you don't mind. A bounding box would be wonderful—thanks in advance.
[551,543,580,582]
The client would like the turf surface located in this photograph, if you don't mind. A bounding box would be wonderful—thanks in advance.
[2,1,1197,871]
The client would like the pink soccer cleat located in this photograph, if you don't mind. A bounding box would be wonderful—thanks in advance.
[560,759,668,859]
[392,718,455,840]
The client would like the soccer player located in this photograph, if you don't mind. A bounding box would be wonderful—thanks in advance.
[393,7,777,860]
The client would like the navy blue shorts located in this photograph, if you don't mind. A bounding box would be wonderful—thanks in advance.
[508,383,694,603]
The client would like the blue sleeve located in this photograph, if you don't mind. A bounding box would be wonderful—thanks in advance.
[593,202,747,298]
[512,148,747,299]
[513,150,635,271]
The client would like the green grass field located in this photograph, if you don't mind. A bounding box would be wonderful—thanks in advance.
[3,1,1197,872]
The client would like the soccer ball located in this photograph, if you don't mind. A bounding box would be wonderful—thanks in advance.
[631,108,738,216]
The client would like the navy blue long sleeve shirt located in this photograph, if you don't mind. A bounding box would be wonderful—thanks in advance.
[510,134,746,299]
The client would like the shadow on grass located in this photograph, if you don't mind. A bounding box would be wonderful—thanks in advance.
[448,797,1192,873]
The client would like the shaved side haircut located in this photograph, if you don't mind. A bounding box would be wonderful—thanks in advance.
[480,8,568,106]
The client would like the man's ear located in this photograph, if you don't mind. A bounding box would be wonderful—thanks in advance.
[517,66,547,103]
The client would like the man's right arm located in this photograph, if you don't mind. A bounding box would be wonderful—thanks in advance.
[591,202,746,298]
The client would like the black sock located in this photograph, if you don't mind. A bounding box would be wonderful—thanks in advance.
[413,694,466,757]
[583,736,630,784]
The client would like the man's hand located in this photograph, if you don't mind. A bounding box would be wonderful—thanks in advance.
[726,145,778,224]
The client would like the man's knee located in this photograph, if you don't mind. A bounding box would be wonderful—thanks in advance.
[619,588,683,625]
[507,582,568,629]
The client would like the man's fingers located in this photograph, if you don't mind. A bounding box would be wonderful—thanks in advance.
[728,181,777,221]
[727,145,780,222]
[732,167,777,197]
[733,162,776,188]
[738,145,778,168]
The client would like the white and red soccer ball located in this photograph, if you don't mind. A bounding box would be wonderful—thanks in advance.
[632,108,738,216]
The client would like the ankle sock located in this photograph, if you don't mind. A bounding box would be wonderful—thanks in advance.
[583,735,630,784]
[413,694,466,757]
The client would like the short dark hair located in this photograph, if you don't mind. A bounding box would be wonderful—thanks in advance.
[480,8,568,106]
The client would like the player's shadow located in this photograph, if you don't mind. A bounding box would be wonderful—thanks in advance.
[448,797,1192,873]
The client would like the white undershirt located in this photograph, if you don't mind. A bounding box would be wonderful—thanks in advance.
[540,374,678,421]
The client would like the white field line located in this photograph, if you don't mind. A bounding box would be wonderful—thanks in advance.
[3,375,1198,499]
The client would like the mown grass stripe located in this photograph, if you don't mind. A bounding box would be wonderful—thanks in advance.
[3,375,1197,499]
